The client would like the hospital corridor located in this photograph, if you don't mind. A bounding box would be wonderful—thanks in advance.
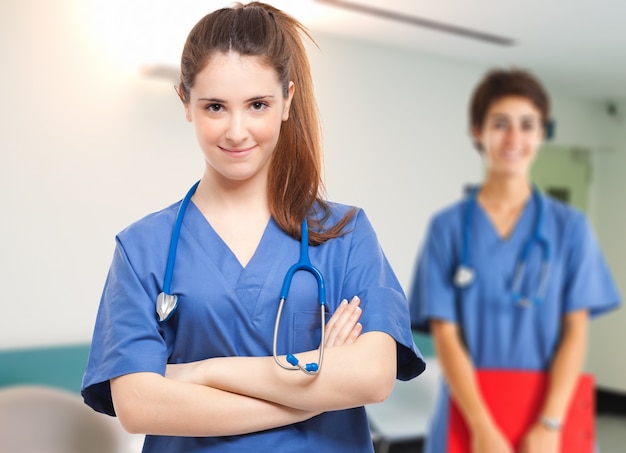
[2,0,626,452]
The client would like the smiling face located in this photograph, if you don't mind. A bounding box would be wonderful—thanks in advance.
[473,95,544,179]
[183,51,294,187]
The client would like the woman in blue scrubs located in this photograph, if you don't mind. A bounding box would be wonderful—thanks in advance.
[409,69,620,453]
[81,3,424,452]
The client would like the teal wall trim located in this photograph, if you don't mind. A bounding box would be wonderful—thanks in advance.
[412,331,434,357]
[0,334,433,396]
[0,344,90,394]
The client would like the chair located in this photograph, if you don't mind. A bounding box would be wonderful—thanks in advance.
[367,358,441,453]
[0,385,134,453]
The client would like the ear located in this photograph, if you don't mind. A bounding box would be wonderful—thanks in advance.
[175,85,192,122]
[471,126,484,152]
[282,81,295,121]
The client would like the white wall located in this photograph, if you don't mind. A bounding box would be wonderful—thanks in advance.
[0,0,201,348]
[1,1,623,390]
[309,35,484,290]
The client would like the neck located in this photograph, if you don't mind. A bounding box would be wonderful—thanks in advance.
[479,174,532,208]
[192,170,270,219]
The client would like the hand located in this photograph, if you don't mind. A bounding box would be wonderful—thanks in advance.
[471,423,514,453]
[166,296,362,385]
[518,423,559,453]
[324,296,362,347]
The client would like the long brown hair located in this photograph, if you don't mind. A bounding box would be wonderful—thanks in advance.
[177,2,354,244]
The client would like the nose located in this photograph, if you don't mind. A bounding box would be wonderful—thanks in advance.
[503,124,522,147]
[225,112,247,144]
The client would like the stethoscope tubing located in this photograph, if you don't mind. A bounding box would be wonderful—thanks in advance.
[273,218,326,375]
[156,180,200,323]
[157,181,326,375]
[456,185,551,306]
[162,181,200,296]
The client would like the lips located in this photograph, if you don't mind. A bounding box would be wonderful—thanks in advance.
[500,150,524,161]
[220,145,256,158]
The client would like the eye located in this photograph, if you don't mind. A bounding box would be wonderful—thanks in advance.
[250,101,269,112]
[204,103,223,113]
[521,119,538,132]
[491,118,509,130]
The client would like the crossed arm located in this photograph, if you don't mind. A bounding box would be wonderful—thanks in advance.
[111,296,397,436]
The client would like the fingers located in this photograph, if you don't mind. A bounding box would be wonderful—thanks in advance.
[324,296,362,347]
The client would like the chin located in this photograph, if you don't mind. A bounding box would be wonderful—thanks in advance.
[491,166,530,179]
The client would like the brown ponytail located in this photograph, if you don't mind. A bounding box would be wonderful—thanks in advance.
[178,2,355,244]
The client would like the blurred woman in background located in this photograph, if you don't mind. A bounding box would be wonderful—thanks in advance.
[409,68,620,453]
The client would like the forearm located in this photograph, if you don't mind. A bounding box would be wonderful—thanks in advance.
[188,331,397,411]
[431,320,495,432]
[540,309,588,421]
[111,372,319,436]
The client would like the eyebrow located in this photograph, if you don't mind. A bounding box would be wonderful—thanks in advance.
[488,113,539,121]
[197,95,276,103]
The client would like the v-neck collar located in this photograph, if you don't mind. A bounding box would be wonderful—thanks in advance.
[183,201,288,289]
[474,195,535,244]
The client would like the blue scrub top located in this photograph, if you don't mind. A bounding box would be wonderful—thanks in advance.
[82,199,425,452]
[408,191,620,453]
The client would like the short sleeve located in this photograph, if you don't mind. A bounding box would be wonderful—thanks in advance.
[341,210,426,381]
[563,215,621,317]
[81,238,168,416]
[408,215,459,333]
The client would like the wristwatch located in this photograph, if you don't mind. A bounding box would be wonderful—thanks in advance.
[540,416,562,431]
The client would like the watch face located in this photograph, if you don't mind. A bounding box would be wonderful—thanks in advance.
[540,416,561,431]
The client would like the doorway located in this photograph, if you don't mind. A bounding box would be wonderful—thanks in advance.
[531,144,592,213]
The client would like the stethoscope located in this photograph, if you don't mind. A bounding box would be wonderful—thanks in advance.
[453,186,551,307]
[272,217,326,375]
[156,181,326,375]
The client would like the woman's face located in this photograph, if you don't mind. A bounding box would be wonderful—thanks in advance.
[473,95,544,179]
[183,51,294,186]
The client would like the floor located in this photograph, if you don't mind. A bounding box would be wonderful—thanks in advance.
[597,415,626,453]
[374,415,626,453]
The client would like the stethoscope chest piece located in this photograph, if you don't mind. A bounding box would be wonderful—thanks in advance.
[156,181,200,323]
[157,292,178,322]
[454,265,475,288]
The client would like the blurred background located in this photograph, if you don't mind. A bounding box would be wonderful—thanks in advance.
[1,1,624,451]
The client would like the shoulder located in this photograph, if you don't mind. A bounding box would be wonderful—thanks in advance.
[315,202,377,245]
[540,194,599,261]
[542,193,583,218]
[541,193,588,232]
[115,202,180,248]
[432,199,466,224]
[424,198,467,240]
[320,201,360,222]
[319,202,369,236]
